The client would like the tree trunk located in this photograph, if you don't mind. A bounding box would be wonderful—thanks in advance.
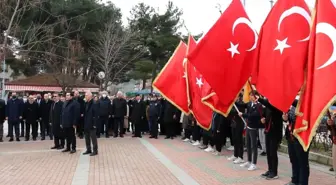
[150,61,158,93]
[142,78,146,90]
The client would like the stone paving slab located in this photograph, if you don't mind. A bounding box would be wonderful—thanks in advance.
[0,134,334,185]
[145,137,335,185]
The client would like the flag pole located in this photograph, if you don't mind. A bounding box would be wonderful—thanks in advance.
[233,103,247,127]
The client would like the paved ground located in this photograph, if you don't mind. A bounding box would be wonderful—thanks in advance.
[0,132,334,185]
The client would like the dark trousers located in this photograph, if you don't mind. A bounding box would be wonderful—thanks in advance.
[38,120,45,138]
[99,116,109,136]
[165,121,174,138]
[224,126,234,146]
[150,118,158,137]
[25,121,37,139]
[85,128,98,152]
[214,131,225,152]
[203,134,214,146]
[134,120,142,137]
[266,134,281,175]
[192,125,201,141]
[53,127,65,147]
[184,127,192,139]
[8,121,20,139]
[246,128,258,164]
[64,127,76,150]
[42,119,52,139]
[233,126,244,159]
[76,117,84,137]
[288,138,310,185]
[20,120,24,136]
[0,122,3,139]
[114,117,124,137]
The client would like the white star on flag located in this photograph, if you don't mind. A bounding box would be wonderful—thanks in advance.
[182,58,187,67]
[196,77,203,88]
[274,38,291,54]
[227,42,240,58]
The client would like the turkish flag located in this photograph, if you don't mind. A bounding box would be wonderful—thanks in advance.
[187,0,257,109]
[251,0,311,112]
[153,41,189,114]
[294,0,336,151]
[185,36,213,129]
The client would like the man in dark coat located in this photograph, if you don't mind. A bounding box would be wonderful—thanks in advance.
[97,91,111,138]
[112,91,127,138]
[0,99,6,142]
[23,95,39,141]
[83,91,98,156]
[163,100,178,139]
[73,91,85,139]
[41,94,53,140]
[131,94,146,138]
[148,95,161,139]
[50,93,64,149]
[6,92,23,142]
[61,92,78,154]
[35,94,44,139]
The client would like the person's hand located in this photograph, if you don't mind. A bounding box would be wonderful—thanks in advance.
[49,123,52,126]
[217,130,220,133]
[173,115,176,119]
[238,112,243,117]
[73,125,76,129]
[23,119,25,122]
[93,126,96,129]
[327,119,334,126]
[81,114,84,117]
[60,125,63,128]
[19,116,22,119]
[282,113,288,121]
[261,117,266,124]
[5,117,8,120]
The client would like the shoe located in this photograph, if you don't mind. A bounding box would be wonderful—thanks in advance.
[57,146,64,150]
[248,164,257,171]
[25,138,29,141]
[164,136,170,139]
[83,151,92,155]
[260,152,267,156]
[41,137,45,141]
[9,138,13,142]
[16,138,20,142]
[33,138,36,141]
[51,146,58,149]
[170,137,174,139]
[0,138,3,142]
[330,168,334,172]
[149,136,155,138]
[212,151,220,156]
[62,148,70,153]
[240,162,251,168]
[204,146,214,152]
[183,138,190,142]
[233,158,244,164]
[198,145,207,150]
[120,135,124,138]
[227,146,234,151]
[192,141,200,146]
[266,173,279,180]
[261,171,270,178]
[90,152,98,156]
[50,137,53,140]
[70,150,76,154]
[227,155,237,161]
[105,135,109,138]
[284,182,296,185]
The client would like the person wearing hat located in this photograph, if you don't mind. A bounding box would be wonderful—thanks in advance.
[131,94,146,138]
[148,94,161,139]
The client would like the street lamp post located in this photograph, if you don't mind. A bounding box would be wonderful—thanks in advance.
[270,0,274,7]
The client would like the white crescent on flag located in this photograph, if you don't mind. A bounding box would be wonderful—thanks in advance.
[316,22,336,70]
[278,6,312,42]
[232,17,258,51]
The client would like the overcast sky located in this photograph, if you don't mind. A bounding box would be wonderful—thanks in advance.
[107,0,316,34]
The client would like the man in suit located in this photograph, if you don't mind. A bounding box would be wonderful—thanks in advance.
[97,91,111,138]
[50,93,64,149]
[41,94,53,140]
[163,100,178,139]
[73,91,85,139]
[83,91,98,156]
[6,92,23,142]
[61,92,78,154]
[131,94,146,138]
[112,91,127,138]
[23,95,39,141]
[0,99,6,142]
[35,94,44,140]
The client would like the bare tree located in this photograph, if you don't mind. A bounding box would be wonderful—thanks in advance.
[89,20,144,90]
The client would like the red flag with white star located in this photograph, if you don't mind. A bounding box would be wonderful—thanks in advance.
[185,36,212,129]
[251,0,311,112]
[153,41,189,114]
[187,0,257,110]
[294,0,336,151]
